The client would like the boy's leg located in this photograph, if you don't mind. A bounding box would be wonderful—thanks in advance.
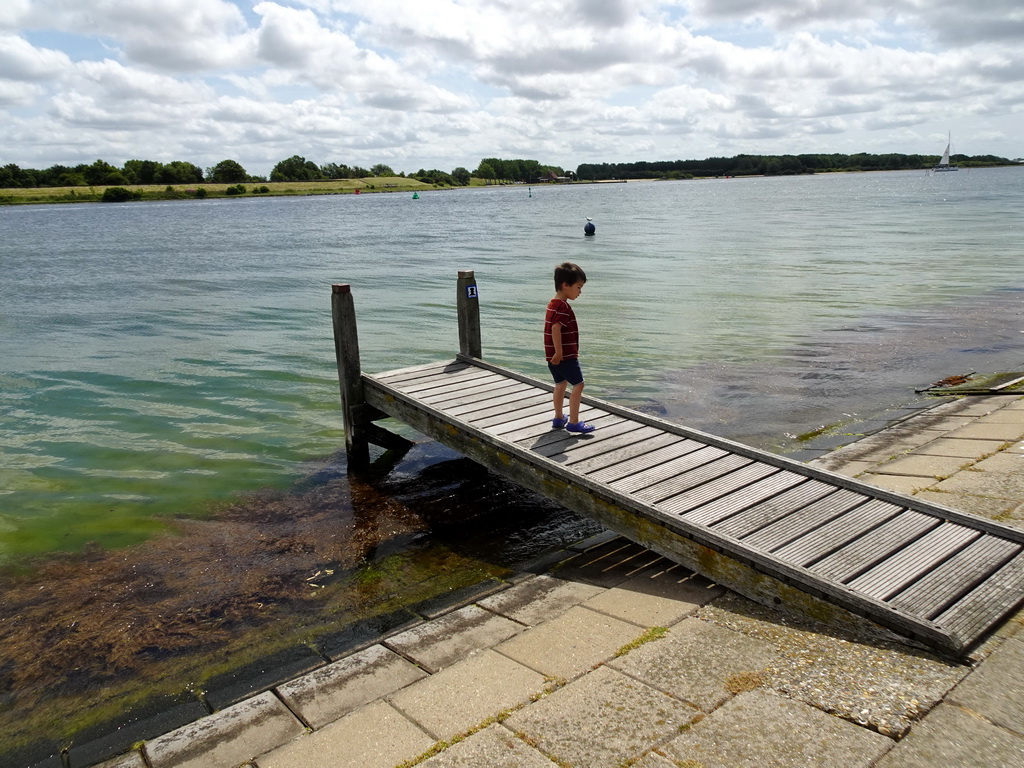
[553,380,568,418]
[569,381,584,423]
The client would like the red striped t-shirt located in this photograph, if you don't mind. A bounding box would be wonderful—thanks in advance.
[544,299,579,360]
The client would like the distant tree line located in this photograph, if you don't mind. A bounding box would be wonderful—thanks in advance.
[472,158,566,183]
[576,152,1016,180]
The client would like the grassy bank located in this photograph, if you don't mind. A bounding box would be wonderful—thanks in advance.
[0,177,444,205]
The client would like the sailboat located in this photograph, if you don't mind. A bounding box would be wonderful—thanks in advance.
[933,132,959,172]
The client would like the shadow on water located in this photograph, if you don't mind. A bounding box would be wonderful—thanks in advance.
[0,439,600,766]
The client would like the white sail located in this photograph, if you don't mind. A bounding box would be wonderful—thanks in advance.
[940,143,951,165]
[933,131,959,172]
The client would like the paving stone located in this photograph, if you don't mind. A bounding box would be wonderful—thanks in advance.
[913,490,1020,520]
[816,459,877,478]
[203,644,326,710]
[699,592,966,738]
[912,437,1007,459]
[978,407,1024,423]
[384,604,523,672]
[874,702,1024,767]
[94,752,147,768]
[873,454,971,478]
[947,635,1024,733]
[317,609,422,660]
[934,469,1024,500]
[858,473,937,495]
[946,422,1024,442]
[661,689,892,768]
[388,649,547,741]
[582,569,723,627]
[609,618,778,711]
[495,605,643,679]
[144,691,304,768]
[552,538,672,588]
[418,724,558,767]
[255,700,434,768]
[276,644,427,729]
[505,665,698,768]
[476,574,603,626]
[408,578,508,618]
[632,752,678,768]
[971,448,1024,473]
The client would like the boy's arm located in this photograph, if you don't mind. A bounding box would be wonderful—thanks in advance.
[550,323,563,364]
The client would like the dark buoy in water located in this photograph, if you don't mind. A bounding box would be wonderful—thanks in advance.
[412,192,419,199]
[584,217,595,236]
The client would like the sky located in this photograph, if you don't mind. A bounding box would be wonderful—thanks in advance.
[1,0,1022,177]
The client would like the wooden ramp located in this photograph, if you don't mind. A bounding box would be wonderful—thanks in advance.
[362,357,1024,656]
[331,277,1024,657]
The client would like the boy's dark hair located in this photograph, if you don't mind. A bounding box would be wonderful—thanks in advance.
[554,262,587,291]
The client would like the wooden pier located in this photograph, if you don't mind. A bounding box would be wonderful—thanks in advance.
[332,272,1024,657]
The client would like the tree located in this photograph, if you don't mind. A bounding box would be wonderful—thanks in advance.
[208,159,248,183]
[476,162,495,183]
[123,159,161,185]
[156,161,204,184]
[321,162,353,178]
[270,155,323,182]
[370,163,395,177]
[84,159,124,186]
[451,167,470,186]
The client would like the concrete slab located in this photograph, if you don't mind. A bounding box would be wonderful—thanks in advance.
[384,604,523,673]
[699,593,967,737]
[946,422,1024,441]
[660,690,892,768]
[255,700,433,768]
[971,448,1024,473]
[934,469,1024,500]
[978,407,1024,423]
[504,665,698,768]
[874,702,1024,767]
[144,691,304,768]
[608,618,779,711]
[95,753,147,768]
[872,454,970,478]
[583,569,722,628]
[632,753,678,768]
[417,724,558,767]
[822,460,877,478]
[276,644,427,729]
[476,574,603,626]
[858,473,938,495]
[913,490,1020,520]
[912,437,1006,459]
[495,605,644,679]
[387,649,547,741]
[810,428,947,469]
[947,636,1024,733]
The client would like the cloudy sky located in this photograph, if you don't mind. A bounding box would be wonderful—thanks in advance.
[1,0,1021,177]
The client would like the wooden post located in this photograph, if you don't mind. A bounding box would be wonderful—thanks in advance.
[457,269,482,359]
[331,283,369,466]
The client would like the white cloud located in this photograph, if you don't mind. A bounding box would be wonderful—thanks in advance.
[0,0,1020,173]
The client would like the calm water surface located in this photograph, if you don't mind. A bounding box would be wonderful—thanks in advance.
[2,168,1024,561]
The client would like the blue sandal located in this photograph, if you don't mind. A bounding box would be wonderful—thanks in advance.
[566,421,596,433]
[552,416,568,429]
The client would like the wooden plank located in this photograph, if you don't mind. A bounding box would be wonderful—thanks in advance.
[561,426,667,467]
[741,490,872,550]
[680,472,808,526]
[374,360,470,384]
[634,454,752,504]
[467,396,552,427]
[660,463,783,517]
[514,415,629,450]
[570,432,688,475]
[541,425,665,466]
[608,445,730,493]
[712,481,837,539]
[888,537,1022,618]
[847,522,981,600]
[586,438,707,483]
[810,511,938,582]
[408,371,516,399]
[446,383,542,416]
[934,551,1024,645]
[771,499,902,566]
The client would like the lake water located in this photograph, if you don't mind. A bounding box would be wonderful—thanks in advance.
[2,168,1024,563]
[4,169,1024,761]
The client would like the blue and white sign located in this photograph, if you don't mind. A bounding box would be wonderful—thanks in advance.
[465,285,478,299]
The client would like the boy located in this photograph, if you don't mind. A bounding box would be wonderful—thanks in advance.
[544,262,596,433]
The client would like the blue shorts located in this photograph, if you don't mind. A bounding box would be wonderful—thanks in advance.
[548,358,584,386]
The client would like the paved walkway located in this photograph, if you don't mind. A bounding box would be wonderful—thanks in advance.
[89,395,1024,768]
